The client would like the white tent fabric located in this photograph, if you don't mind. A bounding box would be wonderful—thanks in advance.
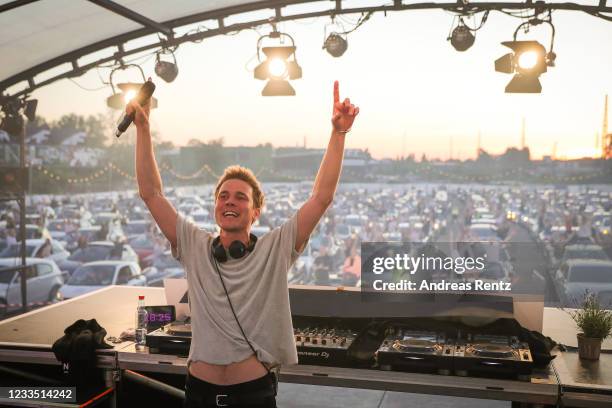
[0,0,266,85]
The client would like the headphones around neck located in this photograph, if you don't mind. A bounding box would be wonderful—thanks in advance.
[211,234,257,263]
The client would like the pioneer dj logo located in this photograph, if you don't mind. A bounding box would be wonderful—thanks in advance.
[298,351,330,359]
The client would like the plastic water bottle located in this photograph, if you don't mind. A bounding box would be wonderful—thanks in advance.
[135,295,148,350]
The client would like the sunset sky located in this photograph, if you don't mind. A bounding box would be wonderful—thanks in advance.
[30,7,612,160]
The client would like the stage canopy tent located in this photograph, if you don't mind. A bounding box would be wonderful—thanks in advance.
[0,0,275,94]
[1,0,610,97]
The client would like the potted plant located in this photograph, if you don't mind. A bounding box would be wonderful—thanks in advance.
[568,293,612,360]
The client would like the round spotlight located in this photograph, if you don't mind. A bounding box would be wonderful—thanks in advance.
[517,51,539,70]
[268,58,287,78]
[323,33,348,57]
[124,90,137,104]
[155,60,179,83]
[450,25,475,52]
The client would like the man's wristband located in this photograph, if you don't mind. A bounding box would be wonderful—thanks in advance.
[334,128,351,134]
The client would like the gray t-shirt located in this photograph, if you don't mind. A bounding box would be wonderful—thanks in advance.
[171,212,305,367]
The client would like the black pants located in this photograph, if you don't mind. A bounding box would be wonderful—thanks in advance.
[184,372,277,408]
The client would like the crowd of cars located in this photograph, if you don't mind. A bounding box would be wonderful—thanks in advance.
[0,183,610,316]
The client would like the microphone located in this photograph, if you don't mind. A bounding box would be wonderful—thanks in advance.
[115,79,156,137]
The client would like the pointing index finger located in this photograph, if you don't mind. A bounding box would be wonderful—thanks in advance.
[333,80,340,105]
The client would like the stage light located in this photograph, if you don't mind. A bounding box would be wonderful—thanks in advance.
[518,51,538,70]
[494,40,548,93]
[254,31,302,96]
[124,90,137,104]
[0,100,24,137]
[155,49,179,83]
[106,64,158,110]
[24,99,37,122]
[0,114,23,137]
[268,58,287,78]
[323,33,348,57]
[449,24,475,52]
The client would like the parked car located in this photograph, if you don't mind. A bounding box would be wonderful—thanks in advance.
[123,220,150,239]
[559,259,612,306]
[468,223,500,242]
[56,241,139,276]
[0,238,69,264]
[142,251,184,287]
[59,261,145,300]
[128,234,156,264]
[46,219,70,240]
[0,258,64,315]
[16,224,48,240]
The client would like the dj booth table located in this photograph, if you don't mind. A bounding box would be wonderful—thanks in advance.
[0,286,610,408]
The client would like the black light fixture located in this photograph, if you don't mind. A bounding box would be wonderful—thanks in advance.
[0,99,24,137]
[106,64,158,110]
[24,99,37,122]
[449,20,475,52]
[323,33,348,57]
[155,49,179,83]
[495,18,556,93]
[254,30,302,96]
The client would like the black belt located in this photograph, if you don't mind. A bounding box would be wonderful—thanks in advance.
[203,387,276,407]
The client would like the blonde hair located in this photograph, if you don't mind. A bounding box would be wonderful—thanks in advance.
[214,165,265,209]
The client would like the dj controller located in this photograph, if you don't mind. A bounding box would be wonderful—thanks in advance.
[454,334,533,380]
[146,318,535,380]
[293,327,359,366]
[376,329,455,375]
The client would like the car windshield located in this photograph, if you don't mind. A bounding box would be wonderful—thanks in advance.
[68,246,111,262]
[79,230,100,240]
[68,265,116,286]
[336,225,350,235]
[471,227,497,238]
[124,223,147,235]
[0,244,36,258]
[564,248,608,261]
[129,235,152,249]
[152,256,181,270]
[569,265,612,283]
[346,217,362,226]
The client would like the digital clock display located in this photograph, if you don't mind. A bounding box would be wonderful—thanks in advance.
[148,312,172,322]
[144,305,175,330]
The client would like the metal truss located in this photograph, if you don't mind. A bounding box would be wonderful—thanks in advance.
[1,0,611,100]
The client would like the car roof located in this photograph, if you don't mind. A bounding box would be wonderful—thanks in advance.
[88,241,119,247]
[470,223,497,229]
[0,257,55,265]
[13,239,46,245]
[566,259,612,267]
[565,244,603,250]
[81,260,135,267]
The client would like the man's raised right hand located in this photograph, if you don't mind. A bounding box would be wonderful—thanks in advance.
[126,98,150,129]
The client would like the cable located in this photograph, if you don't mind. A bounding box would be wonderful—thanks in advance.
[338,11,374,35]
[462,10,490,32]
[68,78,108,92]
